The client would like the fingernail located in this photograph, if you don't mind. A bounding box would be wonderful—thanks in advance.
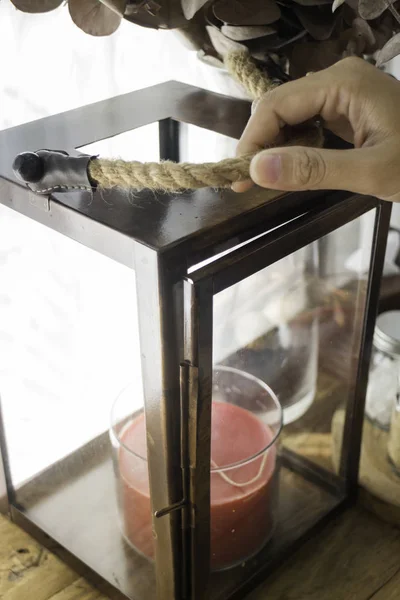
[251,153,282,184]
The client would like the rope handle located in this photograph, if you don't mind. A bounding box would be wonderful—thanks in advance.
[88,50,323,191]
[13,50,323,193]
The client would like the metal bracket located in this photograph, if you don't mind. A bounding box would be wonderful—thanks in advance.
[153,361,198,526]
[152,361,198,599]
[29,191,50,213]
[154,498,188,519]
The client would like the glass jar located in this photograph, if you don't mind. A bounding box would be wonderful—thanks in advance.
[388,395,400,474]
[110,367,282,571]
[365,311,400,431]
[213,244,319,425]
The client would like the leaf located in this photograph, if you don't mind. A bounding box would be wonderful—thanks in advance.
[10,0,63,12]
[206,25,244,55]
[332,0,346,12]
[373,22,394,50]
[293,5,337,40]
[291,0,332,5]
[339,26,365,53]
[289,40,343,77]
[376,31,400,64]
[345,0,359,8]
[221,24,276,40]
[352,17,375,46]
[99,0,127,16]
[342,3,358,25]
[181,0,209,20]
[358,0,393,20]
[247,28,307,51]
[69,0,122,36]
[213,0,281,26]
[197,49,225,69]
[173,23,211,50]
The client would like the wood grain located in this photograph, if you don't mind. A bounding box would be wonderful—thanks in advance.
[332,410,400,525]
[48,578,106,600]
[2,376,400,599]
[371,570,400,600]
[2,499,400,599]
[248,508,400,600]
[0,514,77,600]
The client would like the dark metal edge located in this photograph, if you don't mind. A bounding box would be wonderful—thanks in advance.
[190,194,378,292]
[339,201,392,494]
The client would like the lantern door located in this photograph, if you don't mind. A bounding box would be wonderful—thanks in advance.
[183,193,391,600]
[0,200,188,600]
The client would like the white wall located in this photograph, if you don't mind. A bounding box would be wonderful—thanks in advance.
[0,1,245,131]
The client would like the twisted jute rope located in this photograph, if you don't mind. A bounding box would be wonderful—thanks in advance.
[89,50,323,191]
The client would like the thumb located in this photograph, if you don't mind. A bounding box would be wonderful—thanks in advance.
[249,146,372,195]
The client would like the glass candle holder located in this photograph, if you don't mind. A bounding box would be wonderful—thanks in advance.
[213,263,319,426]
[110,367,282,571]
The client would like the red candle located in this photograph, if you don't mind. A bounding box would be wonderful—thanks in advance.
[118,401,277,570]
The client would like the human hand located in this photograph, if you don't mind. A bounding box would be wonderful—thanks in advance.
[233,57,400,202]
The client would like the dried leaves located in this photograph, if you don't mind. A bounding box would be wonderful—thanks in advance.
[181,0,209,20]
[68,0,122,36]
[206,24,243,55]
[100,0,127,16]
[377,31,400,64]
[221,25,276,40]
[213,0,281,26]
[10,0,63,12]
[8,0,400,73]
[358,0,393,20]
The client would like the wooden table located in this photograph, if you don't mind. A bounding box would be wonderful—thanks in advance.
[3,302,400,600]
[1,504,400,600]
[2,370,400,600]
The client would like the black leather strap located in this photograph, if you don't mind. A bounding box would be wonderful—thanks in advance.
[13,149,97,195]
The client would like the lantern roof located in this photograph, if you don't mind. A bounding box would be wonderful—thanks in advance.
[0,80,338,268]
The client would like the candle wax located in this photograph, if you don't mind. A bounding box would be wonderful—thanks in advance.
[118,401,277,570]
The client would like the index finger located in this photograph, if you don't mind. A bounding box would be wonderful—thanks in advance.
[236,74,327,157]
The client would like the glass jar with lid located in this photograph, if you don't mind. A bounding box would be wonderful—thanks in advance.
[365,311,400,431]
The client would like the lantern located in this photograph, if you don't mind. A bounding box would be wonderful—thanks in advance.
[0,80,391,600]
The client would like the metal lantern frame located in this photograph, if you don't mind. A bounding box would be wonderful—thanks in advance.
[0,80,392,600]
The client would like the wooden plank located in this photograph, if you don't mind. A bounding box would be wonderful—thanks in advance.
[48,578,106,600]
[0,514,78,600]
[1,498,400,600]
[370,570,400,600]
[248,508,400,600]
[332,410,400,526]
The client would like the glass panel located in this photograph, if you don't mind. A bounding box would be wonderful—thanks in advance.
[283,217,372,477]
[179,123,237,163]
[78,122,238,165]
[0,204,155,599]
[111,384,151,562]
[214,243,319,425]
[209,212,375,599]
[78,122,160,162]
[0,442,6,513]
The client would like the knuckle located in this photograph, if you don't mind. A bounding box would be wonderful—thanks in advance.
[293,149,326,187]
[332,57,365,88]
[339,56,365,71]
[259,87,279,107]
